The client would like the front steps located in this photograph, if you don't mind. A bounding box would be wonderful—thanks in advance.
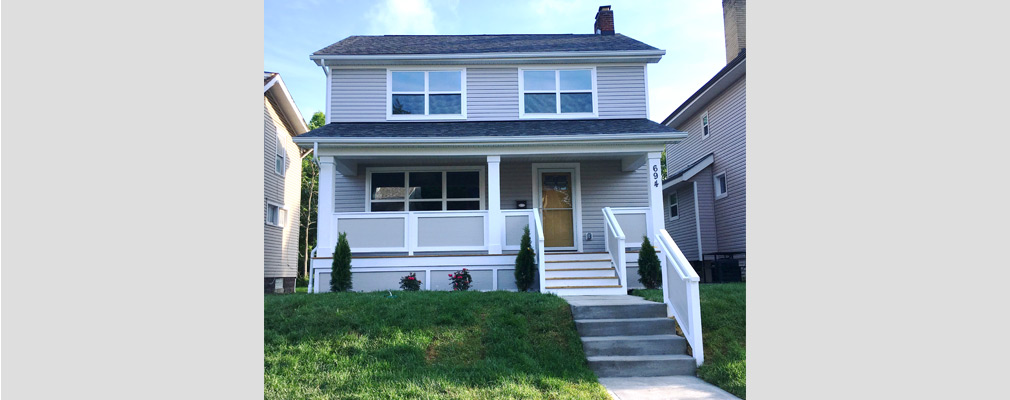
[543,252,625,295]
[566,295,697,377]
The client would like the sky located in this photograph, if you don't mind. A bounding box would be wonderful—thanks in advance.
[265,0,728,123]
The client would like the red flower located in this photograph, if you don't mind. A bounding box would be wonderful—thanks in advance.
[449,274,453,277]
[408,276,414,280]
[462,268,467,271]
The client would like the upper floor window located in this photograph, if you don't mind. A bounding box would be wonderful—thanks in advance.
[701,111,710,139]
[668,192,679,220]
[519,68,597,118]
[275,136,286,176]
[387,70,466,119]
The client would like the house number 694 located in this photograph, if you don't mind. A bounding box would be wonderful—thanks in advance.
[652,165,660,187]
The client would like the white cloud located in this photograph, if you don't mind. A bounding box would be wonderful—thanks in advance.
[367,0,439,35]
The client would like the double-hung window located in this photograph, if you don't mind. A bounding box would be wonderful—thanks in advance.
[274,136,286,175]
[368,168,485,212]
[266,202,286,227]
[388,70,465,119]
[714,172,728,199]
[520,68,596,117]
[668,192,679,220]
[701,111,710,139]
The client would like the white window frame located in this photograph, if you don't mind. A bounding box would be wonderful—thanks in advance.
[714,172,728,199]
[701,110,710,139]
[668,192,679,220]
[518,66,598,119]
[365,166,487,212]
[266,201,287,227]
[274,136,286,176]
[386,68,467,120]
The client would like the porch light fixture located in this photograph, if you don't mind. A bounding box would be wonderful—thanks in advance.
[516,200,528,209]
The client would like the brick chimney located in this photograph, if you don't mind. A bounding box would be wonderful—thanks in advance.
[594,5,614,35]
[723,0,746,62]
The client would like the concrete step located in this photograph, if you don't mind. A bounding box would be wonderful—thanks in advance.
[545,277,619,287]
[587,354,697,377]
[581,334,687,357]
[575,317,676,337]
[545,267,616,278]
[547,286,627,296]
[570,302,667,320]
[545,252,613,261]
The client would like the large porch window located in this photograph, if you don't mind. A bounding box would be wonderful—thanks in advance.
[367,167,485,212]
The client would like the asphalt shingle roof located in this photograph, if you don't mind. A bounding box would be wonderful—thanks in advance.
[313,34,659,56]
[663,152,714,184]
[296,119,678,139]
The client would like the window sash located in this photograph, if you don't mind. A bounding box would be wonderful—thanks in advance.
[390,70,463,117]
[368,169,483,212]
[275,137,285,175]
[714,173,727,197]
[669,193,679,218]
[520,68,595,116]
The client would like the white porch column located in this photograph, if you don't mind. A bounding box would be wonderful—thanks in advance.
[316,156,336,256]
[647,152,664,244]
[487,155,503,254]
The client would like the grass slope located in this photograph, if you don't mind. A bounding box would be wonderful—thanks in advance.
[265,291,610,400]
[632,283,746,399]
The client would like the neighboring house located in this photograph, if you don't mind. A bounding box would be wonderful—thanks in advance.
[660,0,746,280]
[264,72,309,293]
[295,6,691,295]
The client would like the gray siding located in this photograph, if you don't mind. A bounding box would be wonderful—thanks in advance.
[334,167,366,212]
[500,162,532,209]
[665,75,746,254]
[579,160,649,252]
[330,68,386,122]
[467,68,519,120]
[264,97,301,278]
[596,65,648,119]
[664,183,699,260]
[692,167,719,256]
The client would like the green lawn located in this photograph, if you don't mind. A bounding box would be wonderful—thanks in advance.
[632,283,746,399]
[265,291,610,399]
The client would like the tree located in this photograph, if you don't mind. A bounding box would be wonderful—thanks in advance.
[514,225,536,291]
[298,112,325,280]
[331,232,353,292]
[637,236,662,289]
[660,150,668,179]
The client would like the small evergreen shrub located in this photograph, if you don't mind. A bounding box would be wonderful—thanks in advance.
[514,225,536,291]
[448,268,473,291]
[637,236,662,289]
[330,232,353,292]
[399,272,421,291]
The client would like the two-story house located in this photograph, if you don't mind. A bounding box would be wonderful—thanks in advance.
[661,0,746,281]
[294,6,694,296]
[264,72,308,293]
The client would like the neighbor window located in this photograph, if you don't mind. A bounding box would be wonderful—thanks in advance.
[520,68,595,116]
[701,111,710,138]
[389,70,465,118]
[368,168,484,212]
[714,172,727,199]
[668,192,679,220]
[275,137,286,175]
[266,202,286,227]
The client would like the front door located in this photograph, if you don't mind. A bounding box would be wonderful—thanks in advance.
[539,170,576,249]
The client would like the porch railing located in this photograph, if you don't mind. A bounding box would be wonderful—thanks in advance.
[607,207,650,248]
[602,207,628,290]
[655,228,704,366]
[333,211,489,254]
[532,208,546,293]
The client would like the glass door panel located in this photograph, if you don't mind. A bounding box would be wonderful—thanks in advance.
[541,172,575,248]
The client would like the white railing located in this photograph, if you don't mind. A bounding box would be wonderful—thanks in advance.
[655,228,704,366]
[602,207,628,290]
[532,208,546,293]
[332,210,488,255]
[608,207,650,248]
[501,209,535,252]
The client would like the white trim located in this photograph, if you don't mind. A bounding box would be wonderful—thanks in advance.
[662,154,715,190]
[364,166,486,212]
[311,50,666,63]
[693,181,702,260]
[531,163,583,252]
[386,68,467,120]
[265,201,287,228]
[714,171,728,199]
[324,66,332,124]
[668,192,679,221]
[518,66,598,119]
[295,132,685,145]
[701,110,710,139]
[643,64,651,119]
[264,73,309,134]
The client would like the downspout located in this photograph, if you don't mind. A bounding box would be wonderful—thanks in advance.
[308,248,317,293]
[308,141,319,293]
[693,181,703,261]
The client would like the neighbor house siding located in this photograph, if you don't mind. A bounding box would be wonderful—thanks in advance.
[467,68,520,121]
[691,167,719,256]
[264,96,301,278]
[330,68,387,122]
[596,65,648,119]
[665,75,746,255]
[665,183,699,260]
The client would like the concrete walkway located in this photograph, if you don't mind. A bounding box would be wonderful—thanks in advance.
[598,376,741,400]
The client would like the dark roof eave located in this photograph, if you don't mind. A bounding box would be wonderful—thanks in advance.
[661,49,746,126]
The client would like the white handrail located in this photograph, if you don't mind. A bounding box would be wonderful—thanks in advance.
[655,228,704,366]
[602,207,628,290]
[532,208,546,293]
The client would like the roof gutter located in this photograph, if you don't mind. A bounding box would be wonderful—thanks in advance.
[311,50,666,65]
[293,132,686,145]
